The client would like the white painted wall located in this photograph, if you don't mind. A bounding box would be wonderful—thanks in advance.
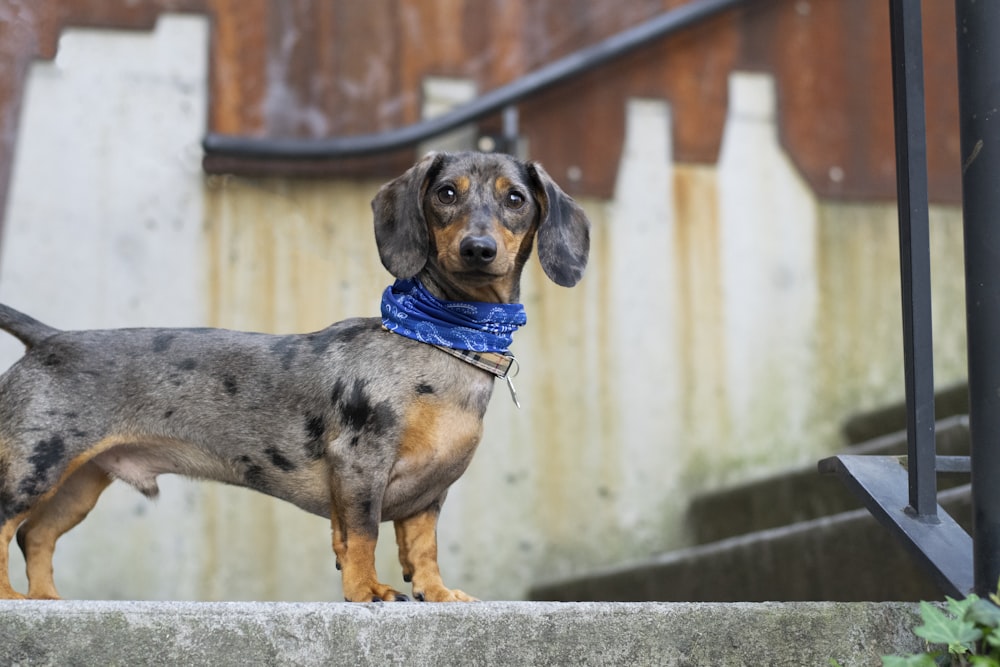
[0,18,968,602]
[0,16,211,600]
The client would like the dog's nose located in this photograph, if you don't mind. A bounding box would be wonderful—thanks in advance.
[459,235,497,265]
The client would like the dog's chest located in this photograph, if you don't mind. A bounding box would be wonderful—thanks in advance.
[380,395,485,520]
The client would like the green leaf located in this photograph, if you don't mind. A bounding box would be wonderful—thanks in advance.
[967,599,1000,630]
[947,594,980,619]
[914,601,982,654]
[881,654,939,667]
[969,655,1000,667]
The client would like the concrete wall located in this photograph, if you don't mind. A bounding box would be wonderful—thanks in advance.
[0,17,968,602]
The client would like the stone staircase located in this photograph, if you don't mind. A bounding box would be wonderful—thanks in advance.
[531,385,971,603]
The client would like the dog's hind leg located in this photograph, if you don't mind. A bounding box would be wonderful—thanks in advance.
[394,506,476,602]
[0,511,28,599]
[16,461,112,599]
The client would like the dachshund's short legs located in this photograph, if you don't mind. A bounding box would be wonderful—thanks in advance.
[394,507,476,602]
[17,461,112,600]
[0,511,28,599]
[331,494,409,602]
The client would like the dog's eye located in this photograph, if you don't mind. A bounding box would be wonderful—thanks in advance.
[506,191,525,209]
[437,186,457,205]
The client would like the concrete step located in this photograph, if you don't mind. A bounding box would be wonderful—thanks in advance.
[686,415,969,545]
[0,599,926,666]
[531,486,971,603]
[842,382,969,444]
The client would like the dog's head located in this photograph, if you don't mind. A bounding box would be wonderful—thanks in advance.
[372,151,590,302]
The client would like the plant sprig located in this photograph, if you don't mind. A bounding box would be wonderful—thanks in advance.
[882,585,1000,667]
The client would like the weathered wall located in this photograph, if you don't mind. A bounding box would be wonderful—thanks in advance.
[0,16,968,601]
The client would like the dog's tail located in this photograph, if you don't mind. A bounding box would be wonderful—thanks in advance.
[0,304,59,349]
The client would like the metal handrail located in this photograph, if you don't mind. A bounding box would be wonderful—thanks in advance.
[201,0,744,160]
[822,0,1000,599]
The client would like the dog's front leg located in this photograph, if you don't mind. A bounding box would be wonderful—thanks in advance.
[394,507,476,602]
[330,502,409,602]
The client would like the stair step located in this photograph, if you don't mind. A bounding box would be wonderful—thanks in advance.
[686,415,969,545]
[0,599,927,666]
[531,486,971,603]
[842,383,969,444]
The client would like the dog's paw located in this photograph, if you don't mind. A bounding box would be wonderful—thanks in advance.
[413,585,478,602]
[344,581,410,603]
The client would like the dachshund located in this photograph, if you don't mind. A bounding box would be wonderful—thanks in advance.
[0,150,590,602]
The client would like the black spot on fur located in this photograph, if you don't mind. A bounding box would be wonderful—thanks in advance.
[265,447,296,472]
[271,337,298,370]
[222,376,238,396]
[304,414,327,460]
[42,354,61,367]
[330,379,345,407]
[416,383,435,395]
[19,435,66,497]
[371,402,398,435]
[176,358,198,371]
[341,380,373,431]
[70,429,88,439]
[237,455,266,489]
[306,414,325,440]
[333,380,398,437]
[350,435,360,448]
[152,333,177,353]
[163,410,174,419]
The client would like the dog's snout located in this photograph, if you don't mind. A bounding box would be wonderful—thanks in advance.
[459,235,497,265]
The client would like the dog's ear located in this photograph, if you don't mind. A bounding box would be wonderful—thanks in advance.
[528,162,591,287]
[372,152,444,279]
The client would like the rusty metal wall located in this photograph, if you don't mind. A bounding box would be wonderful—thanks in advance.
[0,0,962,222]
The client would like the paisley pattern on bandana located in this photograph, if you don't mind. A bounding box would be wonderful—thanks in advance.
[380,279,526,353]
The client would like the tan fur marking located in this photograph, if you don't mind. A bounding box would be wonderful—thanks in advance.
[394,398,482,483]
[333,530,403,601]
[395,509,475,602]
[18,461,112,599]
[0,511,28,599]
[494,176,514,195]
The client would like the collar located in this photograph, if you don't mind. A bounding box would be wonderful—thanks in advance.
[380,278,525,407]
[432,345,521,408]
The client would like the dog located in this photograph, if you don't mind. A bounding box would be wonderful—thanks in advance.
[0,151,590,602]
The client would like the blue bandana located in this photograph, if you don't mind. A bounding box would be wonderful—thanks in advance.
[380,278,527,353]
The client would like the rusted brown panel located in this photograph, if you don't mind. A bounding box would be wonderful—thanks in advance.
[740,0,959,204]
[518,0,737,199]
[0,0,967,203]
[327,0,404,135]
[204,0,264,135]
[920,0,960,204]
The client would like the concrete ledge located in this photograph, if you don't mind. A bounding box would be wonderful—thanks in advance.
[0,600,924,666]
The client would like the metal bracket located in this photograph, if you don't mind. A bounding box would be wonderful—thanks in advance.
[819,454,973,598]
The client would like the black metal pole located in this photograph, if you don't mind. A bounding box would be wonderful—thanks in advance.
[889,0,937,518]
[956,0,1000,597]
